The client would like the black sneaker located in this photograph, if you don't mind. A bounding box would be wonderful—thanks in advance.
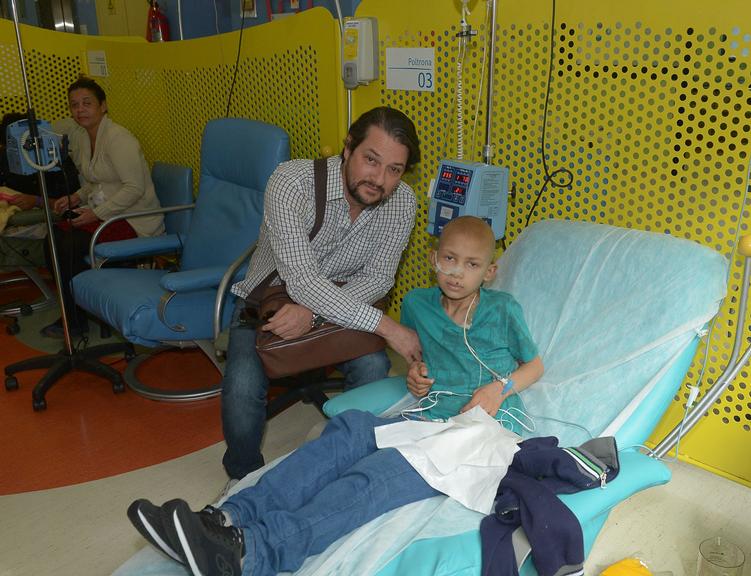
[164,499,245,576]
[127,499,227,566]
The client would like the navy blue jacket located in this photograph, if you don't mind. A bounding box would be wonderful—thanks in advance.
[480,436,620,576]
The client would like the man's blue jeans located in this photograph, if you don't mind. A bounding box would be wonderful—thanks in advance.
[221,410,441,576]
[222,300,391,480]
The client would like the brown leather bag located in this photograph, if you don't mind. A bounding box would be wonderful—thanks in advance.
[246,158,387,379]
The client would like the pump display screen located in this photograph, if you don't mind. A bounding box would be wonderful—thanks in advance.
[435,164,472,205]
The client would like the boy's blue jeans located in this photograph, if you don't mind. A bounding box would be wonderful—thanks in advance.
[221,409,441,576]
[221,300,391,480]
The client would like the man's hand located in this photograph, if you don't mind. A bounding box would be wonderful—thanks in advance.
[262,303,314,339]
[460,380,506,416]
[406,361,433,398]
[375,314,422,363]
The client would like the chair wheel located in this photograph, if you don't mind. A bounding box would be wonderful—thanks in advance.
[124,349,136,362]
[113,381,126,393]
[6,322,20,335]
[19,304,32,316]
[32,397,47,411]
[5,376,18,391]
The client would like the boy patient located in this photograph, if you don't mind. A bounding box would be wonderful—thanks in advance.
[127,215,543,576]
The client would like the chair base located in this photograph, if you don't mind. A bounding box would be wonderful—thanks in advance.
[122,346,342,411]
[123,346,223,402]
[0,266,57,317]
[4,341,135,411]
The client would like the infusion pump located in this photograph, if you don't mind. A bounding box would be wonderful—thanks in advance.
[5,119,61,175]
[428,159,509,239]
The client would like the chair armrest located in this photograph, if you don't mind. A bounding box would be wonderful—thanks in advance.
[213,243,255,340]
[160,266,229,293]
[92,234,186,264]
[560,450,671,523]
[323,376,411,417]
[6,207,58,227]
[88,203,195,267]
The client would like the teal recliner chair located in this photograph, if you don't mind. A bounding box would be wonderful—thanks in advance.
[113,219,729,576]
[72,118,290,401]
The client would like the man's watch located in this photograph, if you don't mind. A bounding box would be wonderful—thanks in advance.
[311,314,326,329]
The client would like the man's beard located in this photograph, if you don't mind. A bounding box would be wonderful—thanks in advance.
[344,160,388,208]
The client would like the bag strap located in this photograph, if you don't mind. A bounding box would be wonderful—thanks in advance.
[310,157,327,240]
[248,158,329,302]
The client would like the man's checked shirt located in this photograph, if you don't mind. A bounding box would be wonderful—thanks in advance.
[231,155,416,332]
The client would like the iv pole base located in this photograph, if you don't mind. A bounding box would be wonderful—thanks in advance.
[4,342,135,411]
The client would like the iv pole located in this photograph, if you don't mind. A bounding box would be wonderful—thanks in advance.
[3,0,131,411]
[8,0,74,358]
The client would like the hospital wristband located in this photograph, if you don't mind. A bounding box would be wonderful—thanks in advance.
[500,377,514,395]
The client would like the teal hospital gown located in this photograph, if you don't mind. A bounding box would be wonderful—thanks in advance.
[400,286,538,424]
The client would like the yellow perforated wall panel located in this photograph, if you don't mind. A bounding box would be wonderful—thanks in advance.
[0,23,82,123]
[355,0,751,485]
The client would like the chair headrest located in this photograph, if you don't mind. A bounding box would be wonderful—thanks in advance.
[200,118,290,193]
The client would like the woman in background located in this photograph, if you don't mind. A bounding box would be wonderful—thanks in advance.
[41,76,164,338]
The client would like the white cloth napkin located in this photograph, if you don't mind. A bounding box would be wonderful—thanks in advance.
[375,406,520,513]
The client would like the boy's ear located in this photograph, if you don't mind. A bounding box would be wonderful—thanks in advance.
[483,262,498,283]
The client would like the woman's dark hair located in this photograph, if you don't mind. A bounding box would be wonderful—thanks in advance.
[67,76,107,103]
[344,106,420,172]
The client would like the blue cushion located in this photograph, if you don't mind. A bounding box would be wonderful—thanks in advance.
[73,268,237,347]
[151,162,193,236]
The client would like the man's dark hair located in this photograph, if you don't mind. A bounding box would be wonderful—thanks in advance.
[67,76,107,103]
[343,106,420,172]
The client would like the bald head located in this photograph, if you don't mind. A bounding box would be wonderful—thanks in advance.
[439,216,496,263]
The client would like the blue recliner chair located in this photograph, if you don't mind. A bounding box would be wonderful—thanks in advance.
[72,118,290,401]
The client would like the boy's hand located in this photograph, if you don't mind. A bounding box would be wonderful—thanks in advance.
[406,361,433,398]
[460,381,506,416]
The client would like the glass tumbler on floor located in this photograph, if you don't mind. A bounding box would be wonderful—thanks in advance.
[696,537,745,576]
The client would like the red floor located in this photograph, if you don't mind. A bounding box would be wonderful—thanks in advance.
[0,274,225,494]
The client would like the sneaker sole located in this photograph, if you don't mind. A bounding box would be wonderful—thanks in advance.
[126,500,184,564]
